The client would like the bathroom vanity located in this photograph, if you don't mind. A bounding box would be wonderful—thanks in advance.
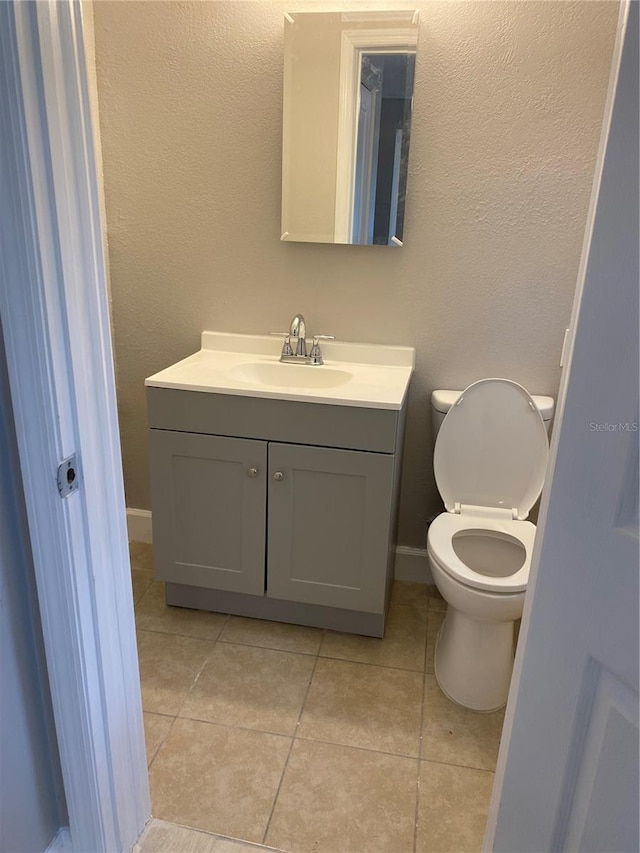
[146,331,414,636]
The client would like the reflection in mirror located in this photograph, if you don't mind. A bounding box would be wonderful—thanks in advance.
[282,11,419,246]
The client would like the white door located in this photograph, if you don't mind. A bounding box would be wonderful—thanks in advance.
[1,3,149,850]
[486,3,639,851]
[352,81,377,243]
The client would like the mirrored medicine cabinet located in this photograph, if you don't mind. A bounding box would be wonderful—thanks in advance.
[281,10,419,247]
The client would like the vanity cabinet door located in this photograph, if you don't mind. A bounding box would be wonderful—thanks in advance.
[267,442,394,612]
[149,430,267,595]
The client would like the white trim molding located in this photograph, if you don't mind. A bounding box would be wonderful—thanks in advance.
[394,545,432,584]
[0,2,149,850]
[340,11,418,24]
[334,26,418,242]
[127,508,153,544]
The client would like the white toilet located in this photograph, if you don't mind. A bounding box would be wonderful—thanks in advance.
[428,378,554,712]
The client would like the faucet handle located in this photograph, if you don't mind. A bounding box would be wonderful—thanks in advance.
[269,332,294,357]
[309,335,335,365]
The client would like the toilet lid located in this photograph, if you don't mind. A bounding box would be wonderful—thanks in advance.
[434,378,549,520]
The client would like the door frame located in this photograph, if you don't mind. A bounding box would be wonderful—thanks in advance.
[334,26,417,243]
[0,2,149,851]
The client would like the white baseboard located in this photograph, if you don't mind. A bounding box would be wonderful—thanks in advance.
[126,508,152,543]
[45,828,72,853]
[393,545,432,584]
[126,507,432,584]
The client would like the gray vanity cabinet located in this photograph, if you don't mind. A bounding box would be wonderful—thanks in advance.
[267,443,394,612]
[147,387,406,636]
[149,430,267,595]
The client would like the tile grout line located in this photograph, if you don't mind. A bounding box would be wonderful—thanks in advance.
[413,618,430,853]
[153,706,500,776]
[261,640,323,846]
[167,711,422,763]
[139,621,231,778]
[292,625,427,759]
[167,619,229,721]
[424,606,445,677]
[135,625,229,644]
[146,713,179,772]
[158,712,496,774]
[137,627,428,673]
[421,756,496,776]
[136,624,219,643]
[316,649,425,673]
[292,732,420,761]
[138,625,320,656]
[140,819,287,853]
[216,637,321,658]
[141,709,175,720]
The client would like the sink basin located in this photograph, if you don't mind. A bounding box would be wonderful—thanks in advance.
[230,361,352,389]
[145,332,415,409]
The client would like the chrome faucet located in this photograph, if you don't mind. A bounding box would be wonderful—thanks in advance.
[270,314,334,365]
[289,313,307,357]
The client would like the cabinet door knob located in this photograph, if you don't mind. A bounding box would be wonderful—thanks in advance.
[273,471,284,481]
[248,467,259,478]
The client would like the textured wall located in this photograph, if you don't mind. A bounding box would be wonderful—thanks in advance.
[92,0,618,548]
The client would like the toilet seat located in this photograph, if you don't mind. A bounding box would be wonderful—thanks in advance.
[428,510,535,593]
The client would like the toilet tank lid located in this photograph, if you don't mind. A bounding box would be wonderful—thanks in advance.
[432,388,555,421]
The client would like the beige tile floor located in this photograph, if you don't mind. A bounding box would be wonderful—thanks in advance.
[131,543,503,853]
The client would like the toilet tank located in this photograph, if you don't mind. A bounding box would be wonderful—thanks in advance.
[431,388,555,438]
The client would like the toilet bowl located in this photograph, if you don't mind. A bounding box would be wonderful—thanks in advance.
[427,379,552,712]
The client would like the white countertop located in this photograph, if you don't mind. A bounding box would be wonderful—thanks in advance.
[145,332,415,410]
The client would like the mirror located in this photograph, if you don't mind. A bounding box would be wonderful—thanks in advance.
[281,10,419,247]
